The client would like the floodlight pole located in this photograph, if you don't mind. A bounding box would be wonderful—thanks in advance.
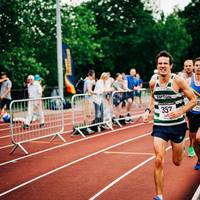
[56,0,64,99]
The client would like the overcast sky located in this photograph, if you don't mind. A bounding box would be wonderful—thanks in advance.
[62,0,191,16]
[159,0,191,15]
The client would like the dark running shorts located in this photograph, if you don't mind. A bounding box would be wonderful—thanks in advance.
[125,91,134,100]
[0,98,11,110]
[152,122,187,143]
[187,112,200,133]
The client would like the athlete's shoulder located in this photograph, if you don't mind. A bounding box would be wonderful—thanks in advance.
[149,76,156,90]
[173,73,188,90]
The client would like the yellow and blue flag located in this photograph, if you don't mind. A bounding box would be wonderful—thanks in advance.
[63,44,76,94]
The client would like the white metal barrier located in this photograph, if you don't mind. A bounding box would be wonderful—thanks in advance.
[71,89,150,136]
[71,93,113,137]
[9,96,65,154]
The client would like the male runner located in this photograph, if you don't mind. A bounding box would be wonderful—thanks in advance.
[143,51,197,200]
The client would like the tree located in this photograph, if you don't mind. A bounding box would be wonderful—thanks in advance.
[1,47,47,89]
[179,0,200,59]
[155,13,192,72]
[86,0,160,80]
[61,4,103,79]
[0,0,56,89]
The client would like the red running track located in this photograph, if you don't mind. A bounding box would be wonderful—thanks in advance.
[0,112,199,200]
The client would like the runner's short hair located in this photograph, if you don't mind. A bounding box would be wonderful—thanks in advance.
[194,57,200,65]
[156,50,173,65]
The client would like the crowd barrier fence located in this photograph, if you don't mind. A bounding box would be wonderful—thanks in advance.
[71,93,113,137]
[9,96,65,154]
[71,88,150,137]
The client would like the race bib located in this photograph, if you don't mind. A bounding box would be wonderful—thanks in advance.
[158,104,176,119]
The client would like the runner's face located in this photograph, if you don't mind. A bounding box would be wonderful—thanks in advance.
[157,56,172,76]
[194,61,200,75]
[184,60,193,74]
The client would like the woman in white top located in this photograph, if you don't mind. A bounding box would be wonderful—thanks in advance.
[93,72,109,123]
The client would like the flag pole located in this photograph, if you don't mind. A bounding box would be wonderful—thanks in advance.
[56,0,64,99]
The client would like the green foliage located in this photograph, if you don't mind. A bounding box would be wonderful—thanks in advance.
[86,0,160,80]
[62,4,103,78]
[0,0,197,96]
[1,47,48,88]
[179,0,200,59]
[155,13,192,72]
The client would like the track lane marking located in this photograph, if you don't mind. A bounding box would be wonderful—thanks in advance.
[0,131,151,197]
[104,151,155,156]
[0,122,152,166]
[89,155,156,200]
[0,144,13,150]
[89,138,189,200]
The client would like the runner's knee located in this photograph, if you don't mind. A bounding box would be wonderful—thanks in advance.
[196,136,200,143]
[173,156,182,166]
[155,155,164,168]
[173,159,182,166]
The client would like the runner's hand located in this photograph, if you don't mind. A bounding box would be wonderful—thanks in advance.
[168,110,183,119]
[143,111,149,123]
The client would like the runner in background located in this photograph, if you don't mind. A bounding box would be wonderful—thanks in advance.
[187,57,200,170]
[178,59,194,79]
[143,51,197,200]
[179,60,195,157]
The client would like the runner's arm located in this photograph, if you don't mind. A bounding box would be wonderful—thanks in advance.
[143,79,155,123]
[168,76,197,119]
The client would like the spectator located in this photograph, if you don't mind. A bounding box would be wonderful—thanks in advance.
[125,68,138,120]
[83,69,95,117]
[105,72,114,91]
[23,75,45,129]
[83,70,96,94]
[135,73,143,106]
[0,72,12,115]
[112,73,128,120]
[93,72,109,124]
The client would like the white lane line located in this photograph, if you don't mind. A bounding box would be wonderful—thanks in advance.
[30,141,62,144]
[0,132,151,197]
[89,138,189,200]
[104,151,155,156]
[0,144,13,150]
[89,156,155,200]
[192,184,200,200]
[89,146,173,200]
[0,122,152,166]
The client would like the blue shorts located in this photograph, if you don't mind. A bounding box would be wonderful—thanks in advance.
[152,123,187,143]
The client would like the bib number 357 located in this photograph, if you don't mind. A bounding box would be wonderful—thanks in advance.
[159,105,176,119]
